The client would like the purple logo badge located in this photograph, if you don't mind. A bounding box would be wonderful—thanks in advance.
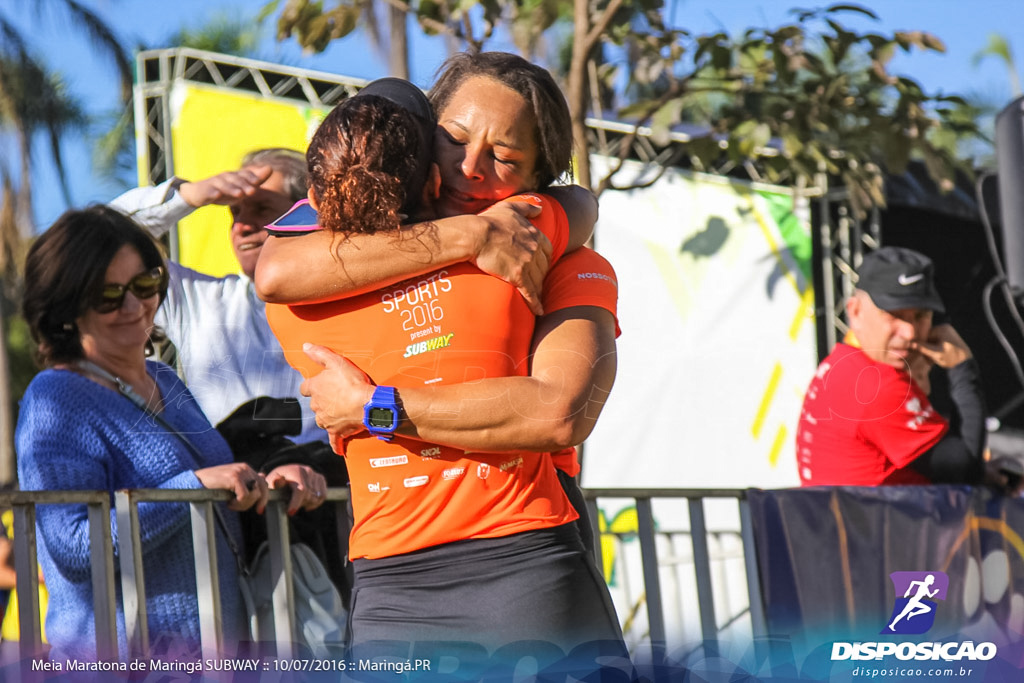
[882,571,949,635]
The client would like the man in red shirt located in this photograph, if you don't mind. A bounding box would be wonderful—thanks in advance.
[796,246,990,486]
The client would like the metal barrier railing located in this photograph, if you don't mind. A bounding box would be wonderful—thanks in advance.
[2,490,117,662]
[0,487,350,662]
[3,487,761,665]
[583,488,765,661]
[112,487,349,660]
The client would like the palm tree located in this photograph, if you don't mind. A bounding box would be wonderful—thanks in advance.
[974,34,1021,98]
[0,2,131,485]
[0,57,87,485]
[961,33,1022,167]
[94,12,266,187]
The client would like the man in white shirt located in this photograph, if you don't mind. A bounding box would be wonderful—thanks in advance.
[111,148,325,442]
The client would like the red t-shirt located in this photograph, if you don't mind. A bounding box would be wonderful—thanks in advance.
[541,247,621,477]
[267,193,577,559]
[796,343,947,486]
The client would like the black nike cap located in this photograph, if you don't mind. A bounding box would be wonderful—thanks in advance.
[856,246,945,314]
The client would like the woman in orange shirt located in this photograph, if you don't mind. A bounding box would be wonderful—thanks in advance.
[258,60,627,675]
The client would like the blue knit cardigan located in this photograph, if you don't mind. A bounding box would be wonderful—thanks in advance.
[15,361,245,661]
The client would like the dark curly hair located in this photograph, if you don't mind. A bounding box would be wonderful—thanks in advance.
[428,51,573,188]
[307,95,426,236]
[23,205,168,368]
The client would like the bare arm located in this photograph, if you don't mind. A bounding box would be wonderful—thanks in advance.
[545,185,597,251]
[300,305,618,452]
[108,167,275,238]
[177,166,274,207]
[255,201,551,314]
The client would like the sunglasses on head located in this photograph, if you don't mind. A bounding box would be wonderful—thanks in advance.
[92,266,166,313]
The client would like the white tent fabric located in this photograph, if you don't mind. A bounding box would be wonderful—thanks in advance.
[582,158,815,490]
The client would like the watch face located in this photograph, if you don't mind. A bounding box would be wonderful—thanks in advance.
[367,407,396,428]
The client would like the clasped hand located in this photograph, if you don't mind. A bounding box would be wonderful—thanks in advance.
[195,461,327,515]
[300,343,375,440]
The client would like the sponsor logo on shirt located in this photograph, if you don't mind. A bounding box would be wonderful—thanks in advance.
[404,475,429,488]
[904,397,936,430]
[442,467,466,481]
[369,456,408,468]
[403,333,455,358]
[576,271,618,287]
[409,327,435,341]
[499,457,524,472]
[367,482,389,493]
[816,361,831,379]
[381,271,452,313]
[420,446,442,459]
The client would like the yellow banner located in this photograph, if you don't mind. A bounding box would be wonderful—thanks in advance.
[166,83,328,276]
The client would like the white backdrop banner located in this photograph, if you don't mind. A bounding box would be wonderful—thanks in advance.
[583,158,815,489]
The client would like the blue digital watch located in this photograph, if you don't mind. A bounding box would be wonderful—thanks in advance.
[363,385,400,441]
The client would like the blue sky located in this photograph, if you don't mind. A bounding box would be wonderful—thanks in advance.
[14,0,1024,228]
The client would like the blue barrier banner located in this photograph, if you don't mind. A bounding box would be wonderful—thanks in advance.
[747,486,1024,681]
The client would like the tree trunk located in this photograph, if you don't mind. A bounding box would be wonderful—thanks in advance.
[0,293,14,485]
[388,5,409,80]
[568,0,592,189]
[0,129,36,486]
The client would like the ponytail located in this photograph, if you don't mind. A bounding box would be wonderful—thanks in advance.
[317,166,405,237]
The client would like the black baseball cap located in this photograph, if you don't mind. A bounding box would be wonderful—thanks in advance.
[855,246,945,314]
[354,77,434,123]
[354,78,436,218]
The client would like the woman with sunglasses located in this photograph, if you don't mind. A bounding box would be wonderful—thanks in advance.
[15,206,293,660]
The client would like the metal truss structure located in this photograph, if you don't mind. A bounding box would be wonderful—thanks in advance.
[813,186,882,357]
[134,47,861,356]
[134,48,366,189]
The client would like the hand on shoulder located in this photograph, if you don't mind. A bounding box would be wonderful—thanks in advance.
[471,200,550,316]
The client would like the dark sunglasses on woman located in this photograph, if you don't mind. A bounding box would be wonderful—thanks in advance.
[93,266,167,313]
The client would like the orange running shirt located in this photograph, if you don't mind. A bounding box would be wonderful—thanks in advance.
[267,193,577,559]
[541,247,620,478]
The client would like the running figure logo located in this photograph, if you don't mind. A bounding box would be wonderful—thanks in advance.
[883,571,949,635]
